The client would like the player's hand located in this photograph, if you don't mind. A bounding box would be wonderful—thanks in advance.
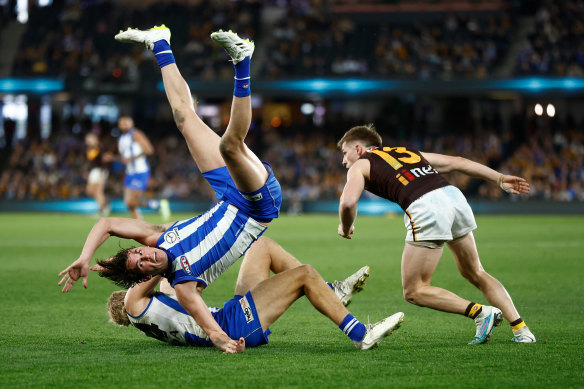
[499,174,530,195]
[338,223,354,239]
[58,258,90,292]
[210,332,245,354]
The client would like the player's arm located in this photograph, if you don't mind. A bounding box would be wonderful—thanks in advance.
[58,218,171,292]
[174,281,245,353]
[124,275,162,315]
[132,130,154,157]
[338,160,367,239]
[421,152,530,195]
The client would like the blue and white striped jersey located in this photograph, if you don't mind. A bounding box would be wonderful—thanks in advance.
[127,292,217,347]
[157,201,267,287]
[118,129,150,175]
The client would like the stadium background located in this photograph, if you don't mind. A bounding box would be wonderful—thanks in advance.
[0,0,583,214]
[0,1,583,388]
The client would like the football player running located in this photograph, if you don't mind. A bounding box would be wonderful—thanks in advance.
[337,124,535,344]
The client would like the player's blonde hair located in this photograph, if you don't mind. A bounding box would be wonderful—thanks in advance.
[107,290,130,327]
[337,124,382,149]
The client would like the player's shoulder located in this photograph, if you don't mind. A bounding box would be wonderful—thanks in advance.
[349,158,370,177]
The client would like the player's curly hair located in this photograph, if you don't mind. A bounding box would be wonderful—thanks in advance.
[337,124,383,149]
[97,246,144,289]
[107,290,130,327]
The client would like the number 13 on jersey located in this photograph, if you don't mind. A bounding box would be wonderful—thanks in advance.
[370,147,421,170]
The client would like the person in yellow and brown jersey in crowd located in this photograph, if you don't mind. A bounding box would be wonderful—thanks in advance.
[337,124,536,345]
[85,133,113,217]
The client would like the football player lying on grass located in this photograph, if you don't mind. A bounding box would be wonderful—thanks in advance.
[104,236,404,351]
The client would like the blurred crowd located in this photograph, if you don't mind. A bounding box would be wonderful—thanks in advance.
[262,9,511,80]
[12,0,261,84]
[515,0,584,76]
[3,0,584,206]
[1,114,583,204]
[11,0,582,81]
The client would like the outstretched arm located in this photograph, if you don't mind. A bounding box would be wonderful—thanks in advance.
[175,281,245,353]
[421,152,530,195]
[338,161,367,239]
[58,218,171,292]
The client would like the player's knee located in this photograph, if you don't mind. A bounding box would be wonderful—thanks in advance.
[403,287,422,306]
[460,268,484,286]
[295,264,318,281]
[219,136,244,159]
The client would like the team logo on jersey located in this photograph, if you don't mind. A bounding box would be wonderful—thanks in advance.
[239,296,254,323]
[165,228,180,244]
[240,192,263,201]
[396,164,439,186]
[180,256,191,274]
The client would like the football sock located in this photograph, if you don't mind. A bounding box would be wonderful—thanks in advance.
[510,318,526,332]
[153,40,175,69]
[339,313,367,342]
[233,56,251,97]
[465,302,483,319]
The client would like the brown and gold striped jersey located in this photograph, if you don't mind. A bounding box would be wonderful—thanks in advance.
[360,146,449,211]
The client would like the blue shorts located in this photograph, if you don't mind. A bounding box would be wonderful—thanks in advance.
[213,291,270,348]
[203,163,282,223]
[124,171,150,191]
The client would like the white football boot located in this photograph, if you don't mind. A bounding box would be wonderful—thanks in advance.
[332,265,370,306]
[512,326,536,343]
[210,30,254,64]
[357,312,404,350]
[468,306,503,344]
[115,25,171,50]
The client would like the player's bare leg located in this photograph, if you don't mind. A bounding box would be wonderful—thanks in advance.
[115,26,224,173]
[251,264,403,349]
[448,232,535,342]
[447,232,520,321]
[401,244,471,313]
[159,63,224,172]
[87,181,107,215]
[234,237,303,296]
[124,188,142,219]
[251,265,347,330]
[211,31,269,193]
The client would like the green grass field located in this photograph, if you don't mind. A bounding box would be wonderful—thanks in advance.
[1,212,583,388]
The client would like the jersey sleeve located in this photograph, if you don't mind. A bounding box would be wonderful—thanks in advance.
[167,257,208,287]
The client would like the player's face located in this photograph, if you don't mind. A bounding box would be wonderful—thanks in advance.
[341,141,362,169]
[126,247,168,277]
[118,117,134,132]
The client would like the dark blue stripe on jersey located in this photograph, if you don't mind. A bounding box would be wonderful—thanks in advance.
[189,211,249,279]
[125,296,155,319]
[171,202,230,257]
[152,292,189,315]
[184,332,213,347]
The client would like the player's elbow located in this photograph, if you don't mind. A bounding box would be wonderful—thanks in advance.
[448,156,469,172]
[339,198,357,213]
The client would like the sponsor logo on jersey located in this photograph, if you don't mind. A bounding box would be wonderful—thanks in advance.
[396,164,439,186]
[180,256,191,274]
[239,296,254,323]
[165,228,180,244]
[240,192,263,201]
